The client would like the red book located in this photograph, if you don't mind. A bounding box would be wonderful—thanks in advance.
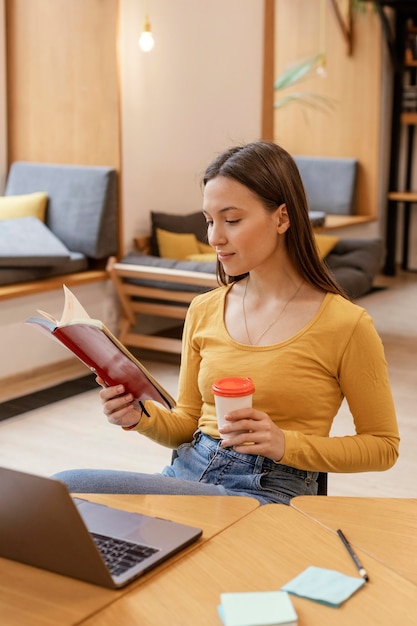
[25,285,176,410]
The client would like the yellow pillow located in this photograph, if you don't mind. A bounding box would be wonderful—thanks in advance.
[198,241,213,254]
[156,228,200,260]
[0,192,48,222]
[186,253,217,262]
[188,236,338,263]
[314,233,339,259]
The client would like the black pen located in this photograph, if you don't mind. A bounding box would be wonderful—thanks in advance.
[337,529,369,582]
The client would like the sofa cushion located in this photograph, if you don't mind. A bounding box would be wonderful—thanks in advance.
[120,252,216,293]
[308,211,326,227]
[315,234,340,259]
[5,162,118,259]
[0,217,72,267]
[0,251,88,286]
[156,228,201,260]
[326,238,384,298]
[150,211,208,256]
[294,156,357,215]
[186,253,217,262]
[0,192,48,222]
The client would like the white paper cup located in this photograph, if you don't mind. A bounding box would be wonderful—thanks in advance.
[212,377,255,438]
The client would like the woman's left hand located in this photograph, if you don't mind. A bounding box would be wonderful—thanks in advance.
[219,408,285,462]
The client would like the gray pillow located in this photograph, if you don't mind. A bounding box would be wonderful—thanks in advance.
[294,156,357,215]
[150,211,208,256]
[0,216,72,267]
[309,211,326,227]
[121,251,216,293]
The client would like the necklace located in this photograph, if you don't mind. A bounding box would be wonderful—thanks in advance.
[242,277,304,345]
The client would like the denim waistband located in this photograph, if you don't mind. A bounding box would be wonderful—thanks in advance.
[196,431,319,482]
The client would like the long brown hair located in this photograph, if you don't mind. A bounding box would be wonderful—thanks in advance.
[203,141,346,297]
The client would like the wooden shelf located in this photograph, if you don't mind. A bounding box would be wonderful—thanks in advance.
[384,12,417,275]
[388,191,417,202]
[314,215,375,232]
[401,112,417,125]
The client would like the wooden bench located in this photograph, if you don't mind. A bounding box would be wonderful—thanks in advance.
[108,255,218,354]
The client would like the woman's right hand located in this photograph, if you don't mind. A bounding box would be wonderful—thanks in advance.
[96,377,142,428]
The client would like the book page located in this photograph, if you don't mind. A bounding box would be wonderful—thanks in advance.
[35,285,92,326]
[60,285,91,324]
[35,309,59,324]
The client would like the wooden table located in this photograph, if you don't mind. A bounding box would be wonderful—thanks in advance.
[0,494,258,626]
[291,496,417,586]
[79,505,417,626]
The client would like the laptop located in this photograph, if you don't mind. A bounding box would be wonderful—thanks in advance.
[0,466,202,589]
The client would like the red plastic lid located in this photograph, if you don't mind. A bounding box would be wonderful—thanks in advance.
[211,377,255,398]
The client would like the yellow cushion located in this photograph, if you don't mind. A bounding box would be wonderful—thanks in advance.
[198,241,213,254]
[0,192,48,222]
[188,236,339,262]
[314,233,339,259]
[186,253,217,262]
[186,240,217,261]
[156,228,200,260]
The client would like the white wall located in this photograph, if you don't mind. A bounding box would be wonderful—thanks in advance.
[119,0,264,254]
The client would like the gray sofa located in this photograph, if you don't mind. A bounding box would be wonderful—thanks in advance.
[132,155,381,299]
[0,162,118,286]
[109,228,384,356]
[120,237,383,301]
[108,154,383,355]
[109,150,382,356]
[125,209,384,300]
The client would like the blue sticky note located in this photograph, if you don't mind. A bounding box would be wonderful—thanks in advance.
[218,590,297,626]
[281,565,365,607]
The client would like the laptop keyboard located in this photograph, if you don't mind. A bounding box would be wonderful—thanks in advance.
[92,532,160,577]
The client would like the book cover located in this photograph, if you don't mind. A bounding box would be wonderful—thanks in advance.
[25,285,176,410]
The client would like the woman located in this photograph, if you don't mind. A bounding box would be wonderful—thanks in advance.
[55,141,399,504]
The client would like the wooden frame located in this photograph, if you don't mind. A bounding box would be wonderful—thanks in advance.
[108,256,219,355]
[0,269,108,302]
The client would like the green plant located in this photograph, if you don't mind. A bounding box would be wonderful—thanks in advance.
[274,54,335,112]
[352,0,376,12]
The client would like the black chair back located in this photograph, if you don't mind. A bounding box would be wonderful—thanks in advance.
[317,472,328,495]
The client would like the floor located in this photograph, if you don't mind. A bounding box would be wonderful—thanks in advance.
[1,270,416,498]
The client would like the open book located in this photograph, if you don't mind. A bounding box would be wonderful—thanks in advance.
[25,285,176,410]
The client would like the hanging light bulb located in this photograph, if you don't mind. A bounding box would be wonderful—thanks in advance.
[316,53,327,78]
[317,0,327,77]
[138,14,154,52]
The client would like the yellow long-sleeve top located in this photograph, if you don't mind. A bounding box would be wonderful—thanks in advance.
[137,286,399,474]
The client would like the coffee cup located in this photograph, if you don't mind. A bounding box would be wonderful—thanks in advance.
[212,377,255,438]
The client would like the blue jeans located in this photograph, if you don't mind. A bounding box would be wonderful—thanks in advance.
[53,431,319,505]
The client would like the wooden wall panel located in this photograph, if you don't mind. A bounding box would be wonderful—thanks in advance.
[273,0,383,218]
[5,0,120,168]
[262,0,275,141]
